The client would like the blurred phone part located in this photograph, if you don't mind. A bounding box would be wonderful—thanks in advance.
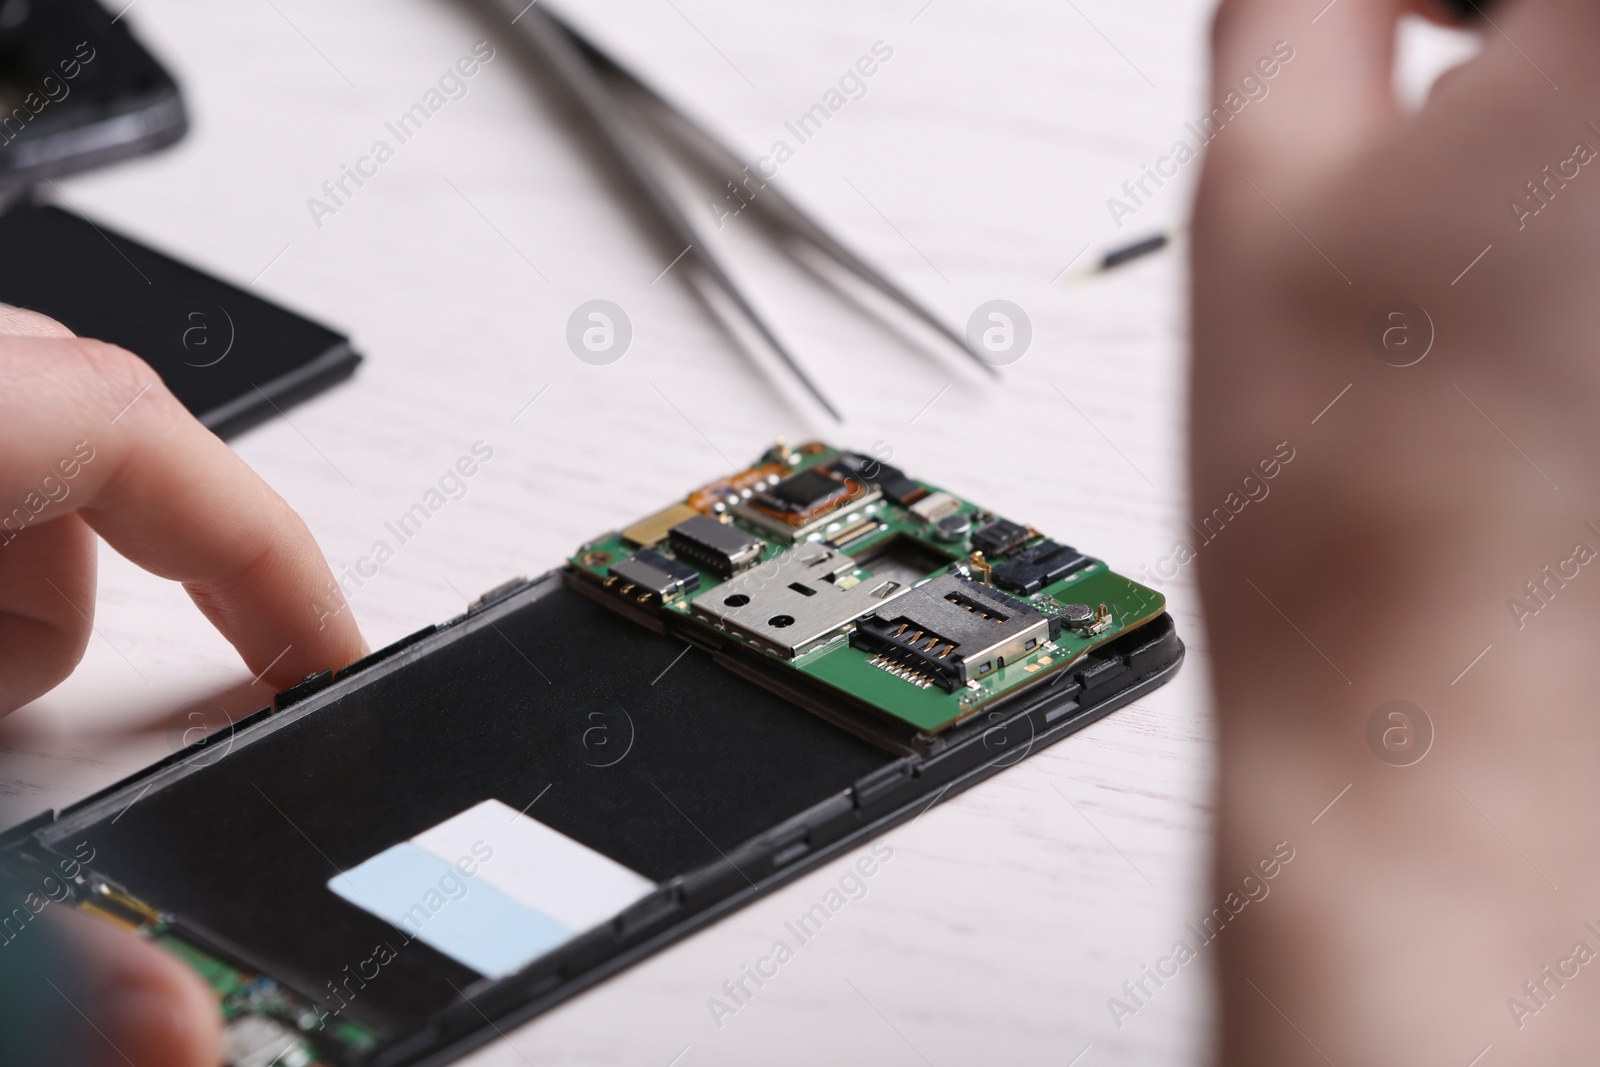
[0,0,186,201]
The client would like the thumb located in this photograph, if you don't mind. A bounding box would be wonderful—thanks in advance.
[39,906,222,1067]
[1207,0,1414,180]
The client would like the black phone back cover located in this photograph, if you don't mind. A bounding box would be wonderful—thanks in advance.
[0,204,360,437]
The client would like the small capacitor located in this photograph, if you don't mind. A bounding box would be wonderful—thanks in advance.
[933,512,971,542]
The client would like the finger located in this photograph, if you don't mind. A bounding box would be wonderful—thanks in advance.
[0,302,74,338]
[1207,0,1415,178]
[0,300,100,710]
[0,336,367,694]
[54,907,222,1067]
[0,513,96,713]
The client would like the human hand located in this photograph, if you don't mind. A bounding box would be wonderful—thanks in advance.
[1193,0,1600,1062]
[0,302,367,710]
[0,303,367,1063]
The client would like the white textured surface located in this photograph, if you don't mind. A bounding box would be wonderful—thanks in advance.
[0,1,1226,1064]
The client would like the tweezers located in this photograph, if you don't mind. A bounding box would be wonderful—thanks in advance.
[492,0,996,420]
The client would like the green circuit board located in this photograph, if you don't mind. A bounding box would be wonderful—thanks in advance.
[154,930,378,1067]
[569,442,1164,734]
[74,880,379,1067]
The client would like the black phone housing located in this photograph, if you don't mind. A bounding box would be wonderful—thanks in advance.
[0,569,1181,1066]
[0,0,187,195]
[0,204,361,437]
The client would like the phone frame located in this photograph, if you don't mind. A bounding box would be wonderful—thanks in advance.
[0,568,1182,1066]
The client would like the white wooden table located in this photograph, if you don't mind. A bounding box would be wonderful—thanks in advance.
[3,1,1395,1062]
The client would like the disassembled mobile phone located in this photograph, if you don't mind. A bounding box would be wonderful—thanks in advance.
[0,442,1181,1067]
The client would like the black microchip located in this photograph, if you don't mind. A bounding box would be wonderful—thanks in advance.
[828,452,902,483]
[760,468,849,514]
[991,540,1093,595]
[668,516,765,577]
[826,452,923,506]
[879,476,926,506]
[608,549,701,602]
[971,519,1032,558]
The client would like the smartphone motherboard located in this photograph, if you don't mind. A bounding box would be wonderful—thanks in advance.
[568,441,1166,736]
